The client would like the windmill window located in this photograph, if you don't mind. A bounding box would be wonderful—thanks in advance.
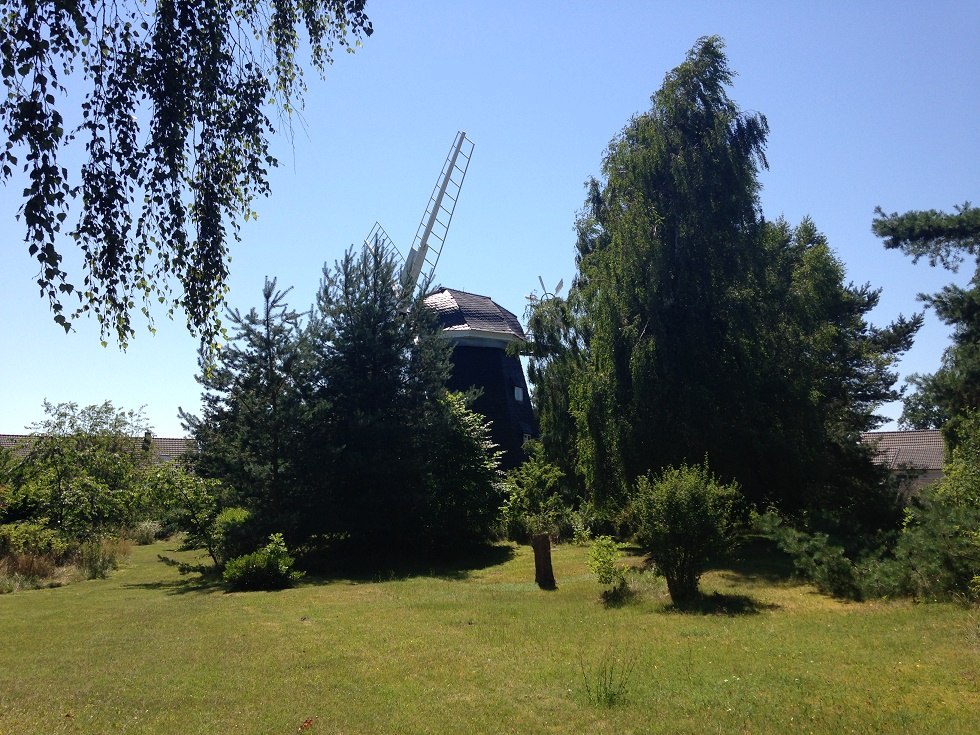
[514,385,524,402]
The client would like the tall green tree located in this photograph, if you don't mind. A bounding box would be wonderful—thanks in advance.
[749,219,919,525]
[873,203,980,443]
[560,35,769,507]
[522,294,585,498]
[1,0,371,345]
[181,278,304,523]
[189,247,502,555]
[300,246,501,552]
[527,37,918,524]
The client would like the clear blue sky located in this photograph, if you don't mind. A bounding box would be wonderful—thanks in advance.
[2,1,978,437]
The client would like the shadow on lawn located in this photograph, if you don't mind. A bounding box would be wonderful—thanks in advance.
[646,538,791,615]
[124,544,517,595]
[660,591,780,616]
[304,542,517,584]
[123,555,225,595]
[712,536,796,586]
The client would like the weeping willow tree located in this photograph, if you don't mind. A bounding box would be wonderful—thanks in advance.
[527,37,919,530]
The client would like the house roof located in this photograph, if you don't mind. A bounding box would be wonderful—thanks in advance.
[0,434,194,462]
[861,429,945,471]
[424,287,526,343]
[0,434,29,453]
[151,437,195,462]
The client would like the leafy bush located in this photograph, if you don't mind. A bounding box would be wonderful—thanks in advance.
[587,535,628,590]
[148,463,227,564]
[501,441,574,541]
[631,462,743,605]
[77,537,131,579]
[571,510,593,546]
[223,533,301,590]
[4,402,155,541]
[419,392,504,550]
[0,521,71,560]
[1,521,73,592]
[212,507,255,564]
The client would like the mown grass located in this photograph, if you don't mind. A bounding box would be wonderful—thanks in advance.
[1,540,977,734]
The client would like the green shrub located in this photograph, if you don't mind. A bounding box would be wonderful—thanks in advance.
[501,441,570,541]
[223,533,301,590]
[420,392,504,550]
[77,537,131,580]
[631,461,743,605]
[212,507,255,564]
[0,521,72,560]
[148,464,226,564]
[587,535,628,590]
[571,510,593,546]
[755,512,862,599]
[3,403,156,541]
[874,488,980,601]
[758,416,980,603]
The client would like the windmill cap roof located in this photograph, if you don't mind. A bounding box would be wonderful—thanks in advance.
[424,287,526,341]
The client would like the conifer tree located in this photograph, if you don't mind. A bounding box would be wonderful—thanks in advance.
[299,246,501,552]
[182,278,304,521]
[874,203,980,444]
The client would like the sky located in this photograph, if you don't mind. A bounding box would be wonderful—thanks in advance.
[1,1,978,437]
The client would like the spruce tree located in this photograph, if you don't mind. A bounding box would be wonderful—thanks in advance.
[181,278,304,524]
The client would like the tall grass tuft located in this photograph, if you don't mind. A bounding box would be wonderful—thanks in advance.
[131,520,163,545]
[579,648,638,708]
[78,538,132,579]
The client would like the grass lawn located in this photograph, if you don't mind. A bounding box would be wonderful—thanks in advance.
[1,540,978,734]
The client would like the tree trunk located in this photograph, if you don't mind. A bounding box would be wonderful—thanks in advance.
[531,533,557,590]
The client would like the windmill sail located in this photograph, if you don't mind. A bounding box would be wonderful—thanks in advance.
[401,131,474,294]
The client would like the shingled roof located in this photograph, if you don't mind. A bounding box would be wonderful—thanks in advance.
[0,434,194,463]
[861,429,945,471]
[0,434,29,453]
[424,288,526,343]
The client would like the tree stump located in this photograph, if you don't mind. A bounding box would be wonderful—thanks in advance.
[531,533,557,590]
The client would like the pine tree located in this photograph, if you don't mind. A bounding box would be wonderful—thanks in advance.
[181,278,303,522]
[300,246,500,552]
[874,203,980,444]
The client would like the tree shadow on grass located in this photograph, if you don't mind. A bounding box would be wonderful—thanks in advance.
[299,542,517,584]
[600,584,640,609]
[124,544,518,595]
[710,536,796,586]
[122,554,225,595]
[660,591,780,616]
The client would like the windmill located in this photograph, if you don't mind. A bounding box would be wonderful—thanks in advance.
[528,275,564,303]
[363,131,474,297]
[364,132,538,468]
